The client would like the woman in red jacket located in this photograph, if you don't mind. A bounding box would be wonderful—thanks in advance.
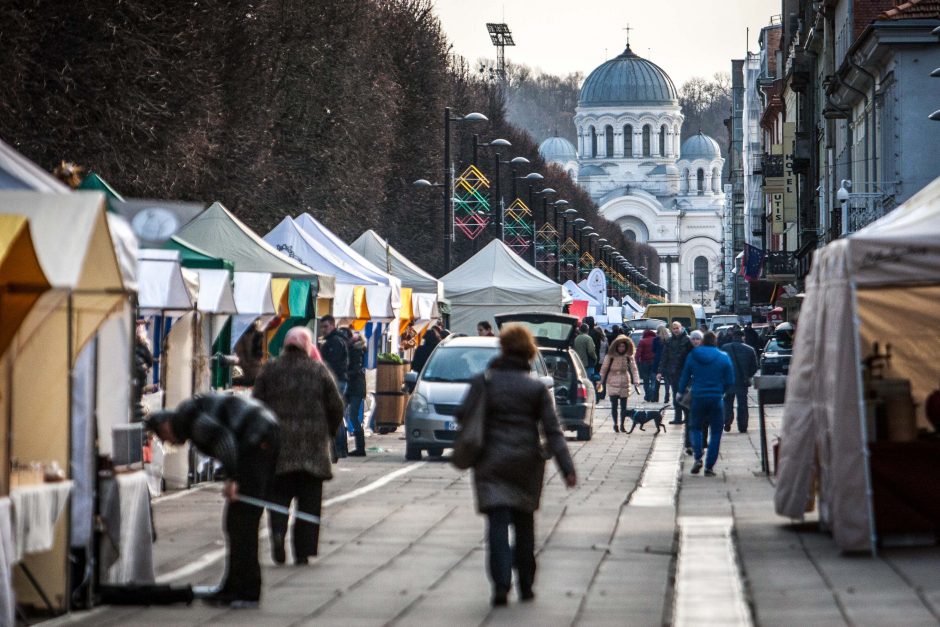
[635,329,657,402]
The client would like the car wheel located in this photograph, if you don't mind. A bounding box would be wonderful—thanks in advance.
[405,444,422,461]
[427,446,444,458]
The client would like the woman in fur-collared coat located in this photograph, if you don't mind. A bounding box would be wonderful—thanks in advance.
[253,327,344,565]
[599,335,640,433]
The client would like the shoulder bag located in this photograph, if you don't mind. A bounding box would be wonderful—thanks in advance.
[451,373,488,469]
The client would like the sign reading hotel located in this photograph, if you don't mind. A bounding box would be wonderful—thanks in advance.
[783,122,797,222]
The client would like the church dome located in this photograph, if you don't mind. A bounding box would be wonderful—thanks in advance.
[681,131,721,160]
[579,46,678,107]
[539,136,578,163]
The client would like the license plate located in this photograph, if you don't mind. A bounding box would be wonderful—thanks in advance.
[444,421,459,431]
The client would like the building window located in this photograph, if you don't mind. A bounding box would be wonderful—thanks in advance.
[697,168,704,195]
[681,168,690,194]
[624,229,637,242]
[605,125,614,158]
[694,256,709,292]
[590,126,597,158]
[642,125,651,157]
[623,125,633,156]
[659,125,667,156]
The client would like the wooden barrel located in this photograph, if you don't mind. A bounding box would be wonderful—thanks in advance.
[373,392,408,432]
[376,361,406,393]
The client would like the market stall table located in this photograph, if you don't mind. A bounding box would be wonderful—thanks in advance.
[99,471,155,585]
[9,481,73,612]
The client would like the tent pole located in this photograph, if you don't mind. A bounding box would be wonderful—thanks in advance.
[850,279,878,556]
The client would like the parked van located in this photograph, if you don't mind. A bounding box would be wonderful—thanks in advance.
[642,304,707,332]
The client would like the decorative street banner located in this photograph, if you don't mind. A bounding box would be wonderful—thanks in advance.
[560,237,579,279]
[535,223,558,274]
[454,165,491,240]
[783,122,797,223]
[504,198,533,254]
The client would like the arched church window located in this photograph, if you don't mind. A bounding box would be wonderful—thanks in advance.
[590,126,597,158]
[681,168,690,194]
[696,168,704,195]
[623,125,633,157]
[659,125,666,156]
[712,167,721,192]
[624,229,637,242]
[693,257,709,292]
[642,125,651,157]
[605,125,614,158]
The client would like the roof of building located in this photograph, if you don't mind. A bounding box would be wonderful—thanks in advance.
[578,164,607,177]
[579,45,678,107]
[680,131,722,160]
[879,0,940,19]
[538,136,578,163]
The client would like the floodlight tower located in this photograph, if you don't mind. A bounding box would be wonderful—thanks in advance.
[486,22,515,86]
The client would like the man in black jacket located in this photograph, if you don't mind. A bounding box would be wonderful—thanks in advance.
[657,321,693,424]
[146,394,279,607]
[720,328,759,432]
[319,315,350,456]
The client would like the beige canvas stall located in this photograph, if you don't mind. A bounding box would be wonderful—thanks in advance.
[0,191,129,610]
[775,177,940,553]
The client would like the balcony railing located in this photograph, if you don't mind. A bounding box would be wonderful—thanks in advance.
[843,192,891,235]
[764,250,797,279]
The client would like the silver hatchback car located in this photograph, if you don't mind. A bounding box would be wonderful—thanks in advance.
[403,335,551,461]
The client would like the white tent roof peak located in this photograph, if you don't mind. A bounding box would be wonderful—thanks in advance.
[350,229,443,299]
[176,202,334,296]
[0,138,69,192]
[264,217,379,286]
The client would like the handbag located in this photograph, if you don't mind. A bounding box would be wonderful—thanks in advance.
[451,374,488,470]
[674,390,692,411]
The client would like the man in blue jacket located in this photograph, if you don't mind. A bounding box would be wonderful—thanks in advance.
[677,331,735,476]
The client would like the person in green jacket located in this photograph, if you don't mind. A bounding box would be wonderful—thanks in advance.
[573,323,598,375]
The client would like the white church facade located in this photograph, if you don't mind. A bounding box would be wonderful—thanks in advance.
[539,45,726,311]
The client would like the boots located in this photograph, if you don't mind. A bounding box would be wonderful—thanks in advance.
[349,428,367,456]
[612,413,619,432]
[620,419,627,432]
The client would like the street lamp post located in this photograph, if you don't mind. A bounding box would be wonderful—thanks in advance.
[492,156,530,240]
[441,107,487,272]
[529,187,556,267]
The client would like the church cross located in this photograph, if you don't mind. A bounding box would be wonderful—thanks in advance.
[623,24,632,48]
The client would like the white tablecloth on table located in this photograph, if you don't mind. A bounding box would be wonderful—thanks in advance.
[0,498,15,627]
[100,471,154,585]
[9,481,73,562]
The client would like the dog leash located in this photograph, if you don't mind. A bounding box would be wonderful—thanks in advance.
[235,494,322,525]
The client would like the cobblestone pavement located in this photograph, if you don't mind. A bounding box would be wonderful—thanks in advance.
[49,392,940,626]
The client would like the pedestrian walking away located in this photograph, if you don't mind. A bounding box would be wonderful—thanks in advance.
[721,327,759,433]
[657,321,692,424]
[653,325,668,402]
[253,326,345,566]
[456,324,577,607]
[677,331,735,477]
[319,315,349,457]
[634,329,657,402]
[343,328,369,455]
[145,394,280,607]
[573,323,597,377]
[600,335,640,432]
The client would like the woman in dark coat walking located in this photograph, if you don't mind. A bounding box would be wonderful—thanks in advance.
[457,324,577,607]
[253,326,345,565]
[343,328,368,456]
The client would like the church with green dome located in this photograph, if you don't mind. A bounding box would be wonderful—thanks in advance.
[539,44,726,310]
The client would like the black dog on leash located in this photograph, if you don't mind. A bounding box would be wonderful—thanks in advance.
[624,405,669,434]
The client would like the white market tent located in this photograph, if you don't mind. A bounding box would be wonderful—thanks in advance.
[442,239,567,335]
[622,294,644,318]
[137,250,197,313]
[775,176,940,553]
[0,139,69,193]
[350,229,444,301]
[175,202,335,297]
[263,217,379,320]
[294,214,401,321]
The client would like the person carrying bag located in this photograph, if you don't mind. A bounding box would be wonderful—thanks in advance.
[454,324,576,607]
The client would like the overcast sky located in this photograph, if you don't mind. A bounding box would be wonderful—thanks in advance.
[431,0,781,88]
